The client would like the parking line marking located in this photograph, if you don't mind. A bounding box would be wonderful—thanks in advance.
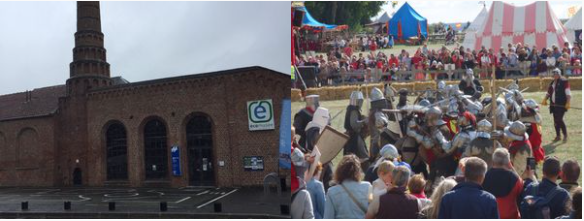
[196,190,209,196]
[78,195,91,202]
[174,196,191,204]
[196,189,238,209]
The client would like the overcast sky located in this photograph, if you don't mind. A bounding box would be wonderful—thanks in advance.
[0,1,289,95]
[376,1,581,24]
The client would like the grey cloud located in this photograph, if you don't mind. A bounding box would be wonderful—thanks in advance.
[0,1,290,95]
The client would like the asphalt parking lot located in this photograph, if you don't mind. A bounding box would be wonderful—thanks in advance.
[0,186,290,218]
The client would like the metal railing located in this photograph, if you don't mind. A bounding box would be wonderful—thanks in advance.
[294,65,581,87]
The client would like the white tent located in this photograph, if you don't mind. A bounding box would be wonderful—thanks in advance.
[462,7,488,49]
[469,1,569,51]
[376,11,391,23]
[564,8,582,43]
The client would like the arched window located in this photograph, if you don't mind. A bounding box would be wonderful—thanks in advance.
[106,122,128,180]
[186,115,214,186]
[18,128,38,168]
[144,119,168,179]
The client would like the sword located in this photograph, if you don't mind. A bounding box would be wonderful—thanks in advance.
[330,109,345,121]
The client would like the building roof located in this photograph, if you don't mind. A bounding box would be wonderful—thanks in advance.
[0,66,286,121]
[90,66,288,93]
[0,85,66,121]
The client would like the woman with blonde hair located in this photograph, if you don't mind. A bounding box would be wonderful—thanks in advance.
[420,178,457,219]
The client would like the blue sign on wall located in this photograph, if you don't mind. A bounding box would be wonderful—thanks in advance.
[171,146,181,176]
[279,99,291,169]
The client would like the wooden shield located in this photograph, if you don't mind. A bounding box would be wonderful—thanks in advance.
[316,126,349,164]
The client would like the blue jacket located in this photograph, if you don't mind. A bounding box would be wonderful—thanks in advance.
[438,182,499,219]
[324,180,371,219]
[521,178,570,219]
[306,178,326,219]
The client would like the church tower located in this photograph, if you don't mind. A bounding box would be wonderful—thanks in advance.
[67,1,112,96]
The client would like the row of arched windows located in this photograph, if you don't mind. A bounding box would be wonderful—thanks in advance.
[105,114,213,181]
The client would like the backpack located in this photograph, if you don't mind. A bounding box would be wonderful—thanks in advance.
[520,184,561,219]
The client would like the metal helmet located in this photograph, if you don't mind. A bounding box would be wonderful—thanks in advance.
[349,91,364,108]
[370,87,385,102]
[513,90,524,103]
[418,99,431,107]
[504,121,528,141]
[312,107,330,128]
[476,119,492,139]
[523,99,539,110]
[449,86,463,97]
[380,144,399,160]
[464,68,474,82]
[446,98,459,118]
[437,81,446,91]
[507,82,520,90]
[426,106,445,126]
[305,95,320,110]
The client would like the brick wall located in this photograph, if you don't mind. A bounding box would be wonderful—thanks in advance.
[85,68,289,187]
[0,117,56,186]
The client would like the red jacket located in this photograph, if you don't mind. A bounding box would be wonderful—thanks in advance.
[388,57,399,68]
[483,168,523,219]
[528,123,545,163]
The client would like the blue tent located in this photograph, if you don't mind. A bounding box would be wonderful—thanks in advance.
[388,2,428,40]
[296,6,338,30]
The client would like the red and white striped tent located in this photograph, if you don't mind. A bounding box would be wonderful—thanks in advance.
[472,1,569,51]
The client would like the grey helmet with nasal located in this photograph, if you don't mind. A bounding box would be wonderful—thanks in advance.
[476,119,493,139]
[305,95,320,110]
[349,91,365,108]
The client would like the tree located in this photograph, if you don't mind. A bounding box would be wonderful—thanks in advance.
[304,1,387,31]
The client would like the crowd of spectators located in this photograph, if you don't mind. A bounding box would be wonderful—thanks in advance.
[294,40,582,87]
[293,148,582,219]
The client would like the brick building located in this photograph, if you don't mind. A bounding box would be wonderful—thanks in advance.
[0,2,289,188]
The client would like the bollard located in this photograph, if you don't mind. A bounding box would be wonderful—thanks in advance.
[109,202,116,211]
[281,204,290,215]
[213,202,222,212]
[160,201,167,212]
[64,201,71,210]
[21,201,28,210]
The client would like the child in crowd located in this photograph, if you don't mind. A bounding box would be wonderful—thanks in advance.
[408,174,431,209]
[573,60,582,76]
[371,160,395,198]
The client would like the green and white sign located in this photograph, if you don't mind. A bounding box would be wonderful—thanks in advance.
[247,99,275,131]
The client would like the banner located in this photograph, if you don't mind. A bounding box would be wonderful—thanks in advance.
[279,99,292,169]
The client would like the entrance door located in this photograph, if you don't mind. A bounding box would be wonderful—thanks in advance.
[186,115,215,186]
[73,168,82,185]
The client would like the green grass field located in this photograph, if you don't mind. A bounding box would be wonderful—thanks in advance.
[292,91,582,185]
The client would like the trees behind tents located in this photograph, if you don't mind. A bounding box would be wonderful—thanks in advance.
[304,1,386,32]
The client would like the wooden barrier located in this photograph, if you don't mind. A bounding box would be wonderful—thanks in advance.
[291,77,582,102]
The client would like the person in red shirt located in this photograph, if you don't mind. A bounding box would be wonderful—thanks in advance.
[521,99,545,163]
[343,45,353,58]
[370,40,377,52]
[482,148,524,219]
[388,54,399,67]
